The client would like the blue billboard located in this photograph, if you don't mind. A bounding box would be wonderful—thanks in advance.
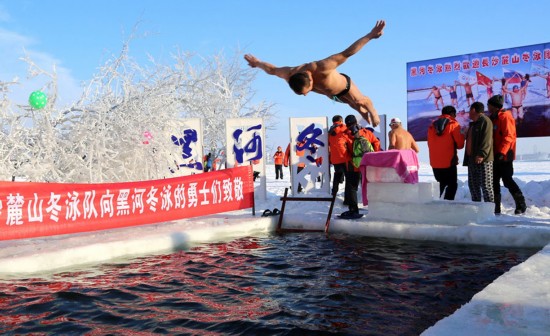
[407,43,550,141]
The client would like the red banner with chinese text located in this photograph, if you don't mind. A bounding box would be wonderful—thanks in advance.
[0,166,254,241]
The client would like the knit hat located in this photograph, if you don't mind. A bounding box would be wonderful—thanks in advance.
[344,114,357,126]
[488,95,504,108]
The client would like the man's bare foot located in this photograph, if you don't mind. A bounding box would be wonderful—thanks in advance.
[359,111,380,127]
[370,112,380,127]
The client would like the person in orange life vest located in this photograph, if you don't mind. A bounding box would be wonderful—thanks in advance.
[427,106,465,200]
[488,95,527,215]
[273,146,285,179]
[328,115,350,203]
[340,114,380,217]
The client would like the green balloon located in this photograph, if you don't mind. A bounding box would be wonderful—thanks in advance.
[29,91,48,109]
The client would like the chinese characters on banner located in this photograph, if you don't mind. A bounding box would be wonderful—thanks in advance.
[170,118,204,176]
[0,166,254,241]
[225,118,266,200]
[407,42,550,141]
[289,117,330,196]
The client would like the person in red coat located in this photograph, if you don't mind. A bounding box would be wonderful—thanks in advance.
[273,146,284,179]
[488,95,527,215]
[427,106,465,200]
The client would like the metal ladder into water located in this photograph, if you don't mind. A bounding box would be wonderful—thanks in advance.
[276,187,337,234]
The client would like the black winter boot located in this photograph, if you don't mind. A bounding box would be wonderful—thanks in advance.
[494,194,501,215]
[512,192,527,215]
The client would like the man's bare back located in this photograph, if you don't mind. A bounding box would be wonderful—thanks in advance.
[244,20,385,127]
[389,126,419,152]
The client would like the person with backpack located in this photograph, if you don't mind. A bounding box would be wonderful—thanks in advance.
[340,114,380,219]
[427,106,465,200]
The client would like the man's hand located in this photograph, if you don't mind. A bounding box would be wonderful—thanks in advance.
[367,20,385,39]
[475,156,484,164]
[244,54,260,68]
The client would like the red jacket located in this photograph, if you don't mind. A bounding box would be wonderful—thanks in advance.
[491,110,517,161]
[328,121,350,164]
[273,151,284,165]
[427,114,465,168]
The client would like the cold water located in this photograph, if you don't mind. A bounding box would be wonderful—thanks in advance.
[0,234,538,335]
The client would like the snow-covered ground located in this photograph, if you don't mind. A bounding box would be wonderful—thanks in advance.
[0,160,549,334]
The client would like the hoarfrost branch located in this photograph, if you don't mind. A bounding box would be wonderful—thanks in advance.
[0,39,276,182]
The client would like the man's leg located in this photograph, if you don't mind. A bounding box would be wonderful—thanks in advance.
[432,168,446,198]
[343,162,360,213]
[468,163,481,202]
[512,107,518,119]
[344,168,361,214]
[356,96,380,127]
[332,163,345,196]
[500,161,526,214]
[443,165,458,200]
[493,161,503,214]
[518,106,525,120]
[480,162,494,203]
[297,166,304,192]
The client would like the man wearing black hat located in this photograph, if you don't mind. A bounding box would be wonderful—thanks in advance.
[488,95,527,215]
[339,114,380,219]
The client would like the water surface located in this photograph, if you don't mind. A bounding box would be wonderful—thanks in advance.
[0,234,538,335]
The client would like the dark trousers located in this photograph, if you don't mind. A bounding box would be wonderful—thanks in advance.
[432,165,458,200]
[331,163,346,196]
[275,164,283,179]
[493,160,521,196]
[344,163,361,213]
[296,165,304,192]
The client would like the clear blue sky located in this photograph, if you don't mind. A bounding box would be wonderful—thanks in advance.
[1,0,549,161]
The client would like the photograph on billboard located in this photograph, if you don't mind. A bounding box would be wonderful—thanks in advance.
[407,42,550,141]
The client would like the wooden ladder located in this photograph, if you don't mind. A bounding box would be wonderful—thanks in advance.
[276,187,337,234]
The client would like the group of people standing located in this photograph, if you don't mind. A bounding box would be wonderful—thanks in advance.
[328,114,380,218]
[272,114,420,219]
[427,94,527,215]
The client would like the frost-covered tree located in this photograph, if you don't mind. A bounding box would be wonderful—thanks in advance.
[0,38,276,183]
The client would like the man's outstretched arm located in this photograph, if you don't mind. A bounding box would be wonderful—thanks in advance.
[244,54,293,80]
[321,20,385,68]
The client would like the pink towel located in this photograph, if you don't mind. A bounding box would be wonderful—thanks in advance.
[359,149,419,205]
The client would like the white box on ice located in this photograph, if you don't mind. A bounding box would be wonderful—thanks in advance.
[368,182,439,204]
